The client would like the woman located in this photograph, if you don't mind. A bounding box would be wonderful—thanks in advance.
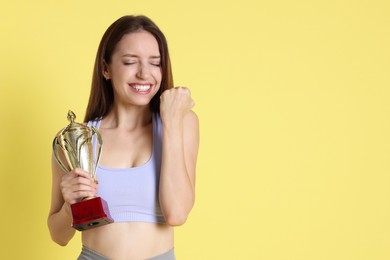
[48,15,199,260]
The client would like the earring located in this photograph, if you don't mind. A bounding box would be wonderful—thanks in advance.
[103,74,110,81]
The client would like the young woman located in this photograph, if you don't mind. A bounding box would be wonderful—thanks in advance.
[48,15,199,260]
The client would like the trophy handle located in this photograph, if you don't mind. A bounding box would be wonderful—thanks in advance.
[52,137,70,173]
[91,126,103,182]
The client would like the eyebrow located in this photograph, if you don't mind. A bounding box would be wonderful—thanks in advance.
[122,54,160,59]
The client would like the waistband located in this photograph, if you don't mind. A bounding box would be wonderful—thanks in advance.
[78,246,175,260]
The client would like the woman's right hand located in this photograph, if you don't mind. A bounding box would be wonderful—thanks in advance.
[60,168,98,205]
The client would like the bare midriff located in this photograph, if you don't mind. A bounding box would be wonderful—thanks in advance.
[82,222,174,260]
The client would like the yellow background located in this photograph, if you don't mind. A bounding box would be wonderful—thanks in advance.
[0,0,389,259]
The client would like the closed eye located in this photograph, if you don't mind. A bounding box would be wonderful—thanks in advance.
[123,61,136,65]
[149,56,161,67]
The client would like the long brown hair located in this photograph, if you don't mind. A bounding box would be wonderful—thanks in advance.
[84,15,174,122]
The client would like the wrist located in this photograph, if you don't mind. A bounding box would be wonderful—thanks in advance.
[161,115,183,128]
[62,202,72,217]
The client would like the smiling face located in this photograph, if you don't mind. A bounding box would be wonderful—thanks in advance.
[103,30,162,108]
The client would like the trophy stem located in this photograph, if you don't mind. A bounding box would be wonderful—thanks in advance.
[82,196,96,201]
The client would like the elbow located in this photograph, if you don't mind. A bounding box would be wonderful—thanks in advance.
[161,195,195,226]
[164,204,194,226]
[165,212,188,226]
[49,231,70,247]
[55,240,69,247]
[47,219,70,247]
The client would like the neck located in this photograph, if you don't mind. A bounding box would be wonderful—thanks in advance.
[102,103,153,130]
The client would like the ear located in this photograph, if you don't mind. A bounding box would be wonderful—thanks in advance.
[102,60,111,80]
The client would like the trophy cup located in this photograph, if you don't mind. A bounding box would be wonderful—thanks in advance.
[53,110,113,231]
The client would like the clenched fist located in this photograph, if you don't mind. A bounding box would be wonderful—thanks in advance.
[160,87,195,122]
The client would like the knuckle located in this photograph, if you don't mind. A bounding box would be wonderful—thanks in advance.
[72,168,80,174]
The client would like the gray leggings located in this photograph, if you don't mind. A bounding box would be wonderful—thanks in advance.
[77,246,176,260]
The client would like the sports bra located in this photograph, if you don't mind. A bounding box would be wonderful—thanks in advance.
[87,113,166,223]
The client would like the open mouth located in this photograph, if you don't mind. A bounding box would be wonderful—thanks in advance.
[129,84,152,93]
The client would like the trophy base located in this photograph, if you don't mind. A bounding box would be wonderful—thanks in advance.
[71,197,113,231]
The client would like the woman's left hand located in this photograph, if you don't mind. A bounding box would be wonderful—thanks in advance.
[160,87,195,122]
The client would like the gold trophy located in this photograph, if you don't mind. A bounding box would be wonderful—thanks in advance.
[53,110,113,231]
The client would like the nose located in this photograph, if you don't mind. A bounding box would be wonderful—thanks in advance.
[136,62,150,79]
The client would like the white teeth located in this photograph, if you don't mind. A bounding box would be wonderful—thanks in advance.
[133,85,151,91]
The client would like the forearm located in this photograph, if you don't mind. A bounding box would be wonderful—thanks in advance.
[47,203,76,246]
[159,119,195,226]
